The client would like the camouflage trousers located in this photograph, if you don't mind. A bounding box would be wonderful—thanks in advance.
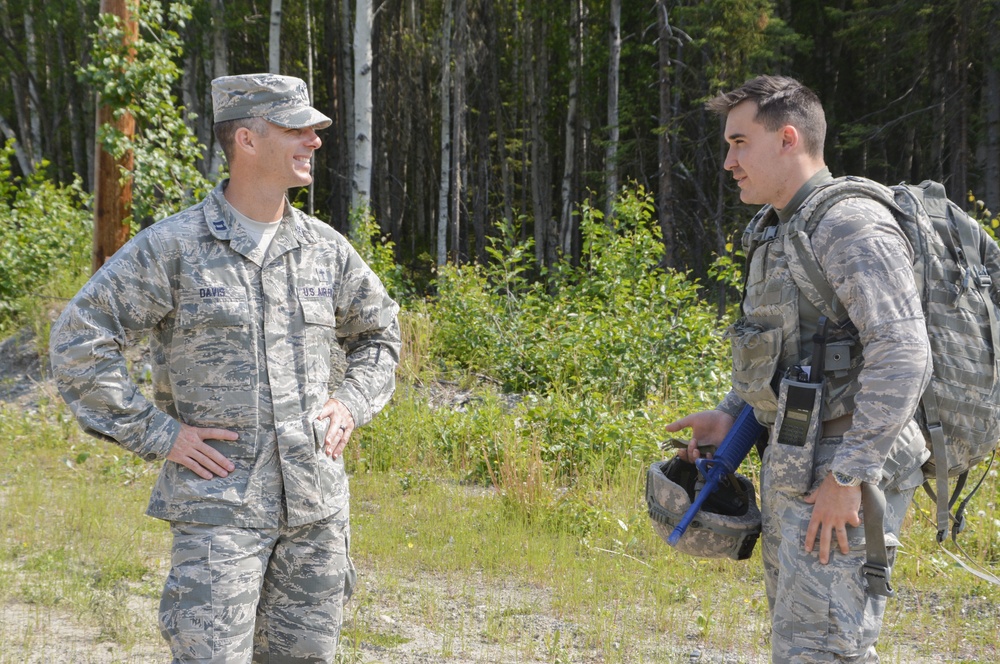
[761,422,926,663]
[158,509,356,663]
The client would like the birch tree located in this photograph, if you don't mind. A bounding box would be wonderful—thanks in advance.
[209,0,228,175]
[0,116,29,175]
[340,0,356,228]
[604,0,621,221]
[436,0,453,266]
[305,0,316,214]
[351,0,374,234]
[449,0,467,263]
[558,0,582,258]
[656,0,680,267]
[0,1,35,173]
[269,0,282,73]
[23,9,41,165]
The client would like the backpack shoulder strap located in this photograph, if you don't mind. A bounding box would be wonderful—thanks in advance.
[784,176,902,325]
[738,205,779,315]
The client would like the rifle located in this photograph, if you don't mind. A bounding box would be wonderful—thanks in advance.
[667,404,764,545]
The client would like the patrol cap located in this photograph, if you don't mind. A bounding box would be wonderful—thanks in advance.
[211,74,332,129]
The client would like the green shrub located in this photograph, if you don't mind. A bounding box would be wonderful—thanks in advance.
[432,186,729,408]
[426,186,731,486]
[0,142,92,330]
[348,205,412,302]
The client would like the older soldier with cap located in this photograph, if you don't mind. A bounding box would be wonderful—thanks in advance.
[665,75,931,662]
[49,73,400,662]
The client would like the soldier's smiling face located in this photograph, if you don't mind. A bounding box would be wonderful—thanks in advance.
[253,122,323,191]
[722,100,797,210]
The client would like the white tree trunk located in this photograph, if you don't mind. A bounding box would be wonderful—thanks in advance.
[306,0,316,214]
[436,0,453,266]
[23,10,41,163]
[0,1,34,171]
[604,0,621,220]
[450,0,467,262]
[209,0,229,175]
[341,0,355,223]
[351,0,374,232]
[559,0,582,256]
[268,0,282,73]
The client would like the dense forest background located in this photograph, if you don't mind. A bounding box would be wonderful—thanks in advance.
[2,0,999,286]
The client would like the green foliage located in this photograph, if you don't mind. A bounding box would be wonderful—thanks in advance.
[678,0,805,91]
[428,187,730,487]
[708,236,745,298]
[348,205,412,301]
[0,141,92,329]
[78,0,211,228]
[969,191,1000,242]
[433,187,729,408]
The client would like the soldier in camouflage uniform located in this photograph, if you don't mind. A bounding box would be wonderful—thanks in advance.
[49,73,400,663]
[665,76,931,662]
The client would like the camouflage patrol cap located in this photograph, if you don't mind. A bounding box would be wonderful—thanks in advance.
[646,457,761,561]
[212,74,332,129]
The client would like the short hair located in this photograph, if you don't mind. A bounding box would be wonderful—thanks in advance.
[706,75,827,157]
[213,117,271,163]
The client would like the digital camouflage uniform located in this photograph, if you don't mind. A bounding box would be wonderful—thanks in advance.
[717,169,931,663]
[50,173,399,660]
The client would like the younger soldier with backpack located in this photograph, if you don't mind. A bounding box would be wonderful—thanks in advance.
[666,75,932,663]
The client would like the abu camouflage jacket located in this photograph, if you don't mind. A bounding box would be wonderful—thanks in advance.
[50,181,400,528]
[718,170,932,484]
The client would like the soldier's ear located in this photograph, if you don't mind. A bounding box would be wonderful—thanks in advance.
[233,126,258,156]
[780,124,801,151]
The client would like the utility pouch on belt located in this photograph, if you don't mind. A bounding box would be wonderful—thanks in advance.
[767,317,830,494]
[728,319,783,415]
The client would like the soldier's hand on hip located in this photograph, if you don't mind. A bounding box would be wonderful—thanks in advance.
[318,398,355,460]
[167,424,238,479]
[803,473,862,564]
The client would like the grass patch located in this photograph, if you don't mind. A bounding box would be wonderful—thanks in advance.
[0,397,168,651]
[1,384,998,661]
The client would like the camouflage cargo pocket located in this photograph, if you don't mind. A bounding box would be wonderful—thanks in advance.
[729,320,782,416]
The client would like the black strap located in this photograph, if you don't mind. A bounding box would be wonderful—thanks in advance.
[861,482,895,598]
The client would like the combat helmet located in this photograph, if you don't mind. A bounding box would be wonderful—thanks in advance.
[646,456,761,560]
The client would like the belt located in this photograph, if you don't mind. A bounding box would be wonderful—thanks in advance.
[822,413,853,438]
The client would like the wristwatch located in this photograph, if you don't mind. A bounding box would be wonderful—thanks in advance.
[833,471,863,487]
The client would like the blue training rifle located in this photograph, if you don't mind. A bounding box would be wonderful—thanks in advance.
[667,404,764,545]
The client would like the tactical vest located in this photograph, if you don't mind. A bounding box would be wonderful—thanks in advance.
[729,203,866,426]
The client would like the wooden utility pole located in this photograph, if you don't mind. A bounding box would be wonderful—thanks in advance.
[92,0,137,273]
